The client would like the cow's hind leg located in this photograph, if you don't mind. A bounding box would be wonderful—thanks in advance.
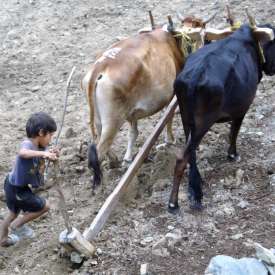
[156,115,175,151]
[187,117,219,209]
[93,121,123,186]
[107,150,119,168]
[227,116,245,161]
[168,140,190,214]
[164,114,175,144]
[123,120,138,165]
[188,140,203,210]
[168,119,215,212]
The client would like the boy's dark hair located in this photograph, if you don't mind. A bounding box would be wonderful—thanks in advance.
[26,112,57,138]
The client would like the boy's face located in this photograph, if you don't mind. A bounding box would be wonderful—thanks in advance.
[38,131,55,148]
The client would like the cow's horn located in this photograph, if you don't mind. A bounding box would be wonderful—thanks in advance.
[245,9,266,64]
[148,10,155,30]
[203,11,217,25]
[245,8,256,27]
[167,15,174,32]
[226,5,234,26]
[176,11,184,21]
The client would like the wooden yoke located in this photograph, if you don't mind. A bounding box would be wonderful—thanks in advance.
[205,26,274,42]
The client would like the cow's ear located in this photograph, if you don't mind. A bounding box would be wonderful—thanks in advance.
[204,27,233,41]
[253,27,274,42]
[138,27,154,34]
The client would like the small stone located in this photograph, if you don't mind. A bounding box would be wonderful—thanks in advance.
[7,29,20,40]
[14,266,21,273]
[254,242,275,265]
[140,263,148,275]
[152,247,170,257]
[30,86,41,92]
[222,205,235,216]
[205,255,269,275]
[167,225,174,230]
[256,131,264,136]
[256,114,264,120]
[140,236,154,247]
[230,233,243,240]
[65,127,76,138]
[75,166,85,173]
[96,248,103,255]
[50,255,58,261]
[235,169,244,186]
[223,176,234,187]
[270,175,275,187]
[152,237,167,250]
[91,260,98,266]
[165,231,181,239]
[237,200,249,209]
[70,251,83,264]
[165,231,182,248]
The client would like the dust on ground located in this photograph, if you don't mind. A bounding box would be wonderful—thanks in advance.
[0,0,275,274]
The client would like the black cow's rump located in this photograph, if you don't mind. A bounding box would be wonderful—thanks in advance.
[168,24,275,212]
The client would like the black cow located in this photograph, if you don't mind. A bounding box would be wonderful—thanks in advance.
[168,24,275,212]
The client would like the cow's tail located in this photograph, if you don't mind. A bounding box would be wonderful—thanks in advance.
[86,75,98,141]
[82,71,103,188]
[88,143,102,189]
[186,77,203,208]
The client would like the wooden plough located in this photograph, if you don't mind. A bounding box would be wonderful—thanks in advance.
[59,95,178,255]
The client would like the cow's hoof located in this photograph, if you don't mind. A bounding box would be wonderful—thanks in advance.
[189,200,204,211]
[227,153,241,162]
[122,159,132,168]
[167,202,180,214]
[109,160,119,169]
[144,155,154,163]
[91,176,100,193]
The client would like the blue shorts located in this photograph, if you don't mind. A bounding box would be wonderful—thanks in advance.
[4,176,46,214]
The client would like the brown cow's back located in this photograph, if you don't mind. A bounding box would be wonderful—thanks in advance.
[86,29,183,125]
[82,28,184,177]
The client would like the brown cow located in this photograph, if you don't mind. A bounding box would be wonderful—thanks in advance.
[82,19,209,188]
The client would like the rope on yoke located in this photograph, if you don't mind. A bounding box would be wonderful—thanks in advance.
[230,21,242,31]
[246,9,266,65]
[173,31,197,57]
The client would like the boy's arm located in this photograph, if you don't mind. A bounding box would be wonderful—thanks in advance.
[19,148,58,160]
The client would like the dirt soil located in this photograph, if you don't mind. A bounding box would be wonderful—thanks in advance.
[0,0,275,274]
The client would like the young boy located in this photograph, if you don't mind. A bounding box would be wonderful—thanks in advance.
[0,112,59,247]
